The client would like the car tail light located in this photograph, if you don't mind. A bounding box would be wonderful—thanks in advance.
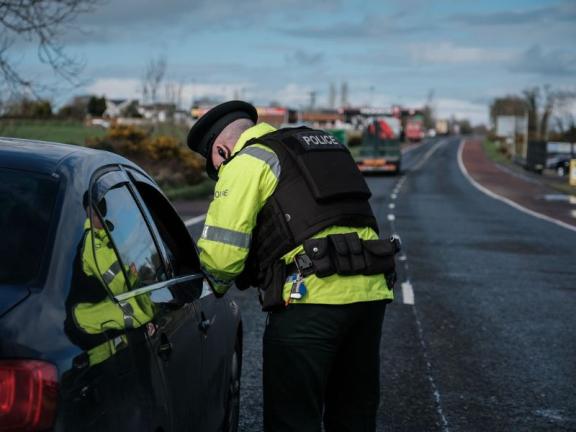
[0,360,58,431]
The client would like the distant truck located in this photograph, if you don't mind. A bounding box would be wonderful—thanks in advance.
[435,119,449,135]
[356,117,402,174]
[405,115,424,142]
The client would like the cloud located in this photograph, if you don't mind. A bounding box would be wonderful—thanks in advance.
[282,14,435,39]
[66,0,342,43]
[266,83,312,107]
[435,98,488,124]
[509,45,576,77]
[286,50,324,66]
[409,42,512,65]
[451,1,576,26]
[85,78,251,104]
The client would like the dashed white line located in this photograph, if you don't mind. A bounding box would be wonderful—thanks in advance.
[457,141,576,233]
[387,214,396,221]
[184,213,207,227]
[389,203,396,209]
[401,281,414,305]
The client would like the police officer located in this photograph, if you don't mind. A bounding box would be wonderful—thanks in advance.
[65,195,155,366]
[187,101,396,431]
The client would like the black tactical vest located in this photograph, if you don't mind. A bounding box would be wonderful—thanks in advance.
[236,127,378,288]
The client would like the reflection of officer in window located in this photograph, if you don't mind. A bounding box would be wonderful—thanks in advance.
[64,193,155,367]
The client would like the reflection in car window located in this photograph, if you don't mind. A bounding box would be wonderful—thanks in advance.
[0,168,59,286]
[133,181,201,277]
[64,192,157,368]
[97,186,166,290]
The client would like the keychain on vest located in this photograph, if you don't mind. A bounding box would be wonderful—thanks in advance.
[289,273,307,301]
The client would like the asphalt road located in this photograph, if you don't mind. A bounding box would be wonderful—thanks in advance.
[188,137,576,431]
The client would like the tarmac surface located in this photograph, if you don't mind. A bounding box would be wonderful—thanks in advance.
[182,136,576,431]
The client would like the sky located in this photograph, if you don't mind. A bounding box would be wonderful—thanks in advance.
[16,0,576,124]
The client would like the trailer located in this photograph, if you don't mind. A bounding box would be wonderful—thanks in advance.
[356,117,402,175]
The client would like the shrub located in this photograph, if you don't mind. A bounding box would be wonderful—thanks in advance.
[86,125,205,188]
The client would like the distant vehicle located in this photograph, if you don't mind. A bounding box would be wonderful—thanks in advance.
[435,119,449,135]
[0,138,242,432]
[547,156,572,176]
[356,117,401,174]
[405,115,424,142]
[90,118,111,128]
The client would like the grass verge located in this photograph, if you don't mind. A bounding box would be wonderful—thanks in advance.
[0,119,105,145]
[483,139,575,195]
[163,179,215,201]
[482,139,512,165]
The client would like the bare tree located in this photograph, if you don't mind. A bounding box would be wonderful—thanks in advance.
[522,86,576,140]
[141,56,167,104]
[0,0,96,96]
[164,80,183,108]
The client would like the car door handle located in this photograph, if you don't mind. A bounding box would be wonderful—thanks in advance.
[157,334,172,361]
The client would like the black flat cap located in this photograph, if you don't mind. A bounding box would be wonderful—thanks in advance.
[187,100,258,180]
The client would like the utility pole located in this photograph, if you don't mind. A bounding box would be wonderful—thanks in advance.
[329,83,336,109]
[309,90,317,110]
[341,82,348,108]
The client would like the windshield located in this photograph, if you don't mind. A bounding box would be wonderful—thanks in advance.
[0,168,59,286]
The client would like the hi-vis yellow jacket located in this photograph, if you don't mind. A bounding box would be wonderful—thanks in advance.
[74,220,155,365]
[198,123,393,305]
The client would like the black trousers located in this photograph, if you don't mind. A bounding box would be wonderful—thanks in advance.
[263,300,387,432]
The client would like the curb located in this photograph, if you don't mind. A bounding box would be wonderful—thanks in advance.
[458,140,576,233]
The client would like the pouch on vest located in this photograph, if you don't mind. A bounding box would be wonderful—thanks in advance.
[329,233,366,275]
[260,260,286,312]
[303,237,334,278]
[362,239,397,276]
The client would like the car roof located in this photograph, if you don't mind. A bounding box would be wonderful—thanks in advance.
[0,137,125,175]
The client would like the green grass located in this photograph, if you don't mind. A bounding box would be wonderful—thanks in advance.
[482,139,512,165]
[0,119,105,146]
[150,123,189,142]
[483,139,576,194]
[163,179,215,201]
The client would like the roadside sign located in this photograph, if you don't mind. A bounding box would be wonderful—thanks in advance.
[570,159,576,187]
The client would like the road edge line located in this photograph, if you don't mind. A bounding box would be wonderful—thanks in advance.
[457,140,576,234]
[184,213,207,227]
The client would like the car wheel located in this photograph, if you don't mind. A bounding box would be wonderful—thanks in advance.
[223,344,241,432]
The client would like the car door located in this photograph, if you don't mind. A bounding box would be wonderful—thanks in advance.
[68,168,172,431]
[123,168,208,430]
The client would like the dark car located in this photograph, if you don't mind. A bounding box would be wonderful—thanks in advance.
[0,138,242,432]
[553,157,571,177]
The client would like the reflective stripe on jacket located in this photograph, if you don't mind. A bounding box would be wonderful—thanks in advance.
[198,123,393,304]
[74,220,154,337]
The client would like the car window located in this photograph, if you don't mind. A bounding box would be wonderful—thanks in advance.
[0,168,59,286]
[94,184,167,291]
[132,180,201,277]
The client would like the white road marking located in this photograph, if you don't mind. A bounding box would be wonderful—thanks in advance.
[401,281,414,305]
[412,306,450,432]
[389,203,396,209]
[457,141,576,233]
[391,194,397,200]
[184,213,207,227]
[387,214,396,221]
[411,139,445,171]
